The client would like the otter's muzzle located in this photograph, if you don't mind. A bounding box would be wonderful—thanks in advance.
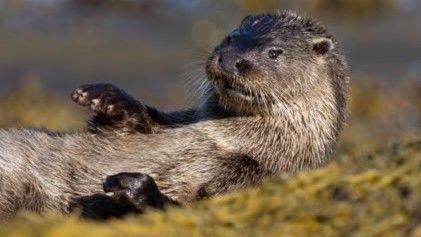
[218,52,252,76]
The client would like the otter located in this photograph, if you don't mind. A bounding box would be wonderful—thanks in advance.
[0,11,349,219]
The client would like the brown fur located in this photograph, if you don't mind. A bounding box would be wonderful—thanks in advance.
[0,11,349,219]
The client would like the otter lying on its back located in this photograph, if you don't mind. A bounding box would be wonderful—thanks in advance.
[0,11,349,219]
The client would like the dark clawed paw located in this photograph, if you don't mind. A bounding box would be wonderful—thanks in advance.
[103,172,164,210]
[71,84,132,117]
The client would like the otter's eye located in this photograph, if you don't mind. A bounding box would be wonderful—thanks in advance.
[268,48,283,59]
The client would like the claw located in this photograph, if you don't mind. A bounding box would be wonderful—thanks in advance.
[91,98,100,105]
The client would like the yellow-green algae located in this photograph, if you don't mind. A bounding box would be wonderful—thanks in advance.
[1,140,420,237]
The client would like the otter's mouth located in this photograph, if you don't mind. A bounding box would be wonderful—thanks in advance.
[214,79,256,102]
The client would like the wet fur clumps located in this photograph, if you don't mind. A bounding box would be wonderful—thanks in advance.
[0,11,349,219]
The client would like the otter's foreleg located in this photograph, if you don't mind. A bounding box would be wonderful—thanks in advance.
[112,154,271,207]
[71,83,201,135]
[71,84,157,134]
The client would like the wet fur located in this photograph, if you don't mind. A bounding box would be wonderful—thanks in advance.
[0,11,349,219]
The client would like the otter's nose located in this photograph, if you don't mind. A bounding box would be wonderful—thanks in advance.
[218,54,251,75]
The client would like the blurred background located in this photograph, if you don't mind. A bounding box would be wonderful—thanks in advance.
[0,0,419,155]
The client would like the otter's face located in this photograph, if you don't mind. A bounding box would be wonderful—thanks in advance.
[206,12,339,115]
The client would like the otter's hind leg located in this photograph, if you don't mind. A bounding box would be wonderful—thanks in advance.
[71,84,156,134]
[0,169,49,219]
[103,172,173,211]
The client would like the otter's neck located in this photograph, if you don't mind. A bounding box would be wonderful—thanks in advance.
[201,83,342,174]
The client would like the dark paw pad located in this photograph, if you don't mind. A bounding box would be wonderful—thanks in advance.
[71,84,133,117]
[103,172,164,210]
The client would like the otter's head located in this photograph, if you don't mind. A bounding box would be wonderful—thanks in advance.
[206,11,349,116]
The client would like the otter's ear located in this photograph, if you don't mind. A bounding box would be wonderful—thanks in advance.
[311,37,334,55]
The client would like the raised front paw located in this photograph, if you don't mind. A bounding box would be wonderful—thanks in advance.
[103,172,166,210]
[71,84,135,117]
